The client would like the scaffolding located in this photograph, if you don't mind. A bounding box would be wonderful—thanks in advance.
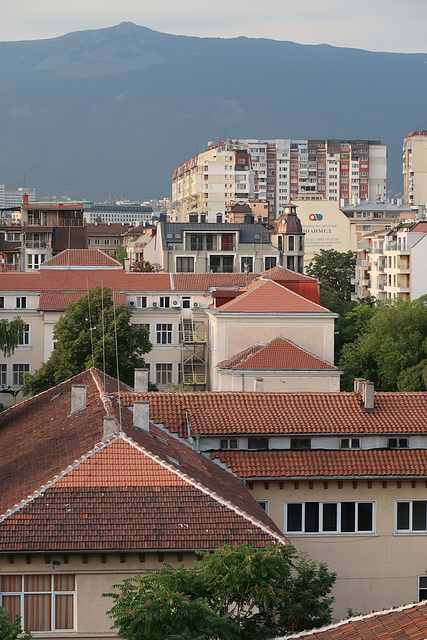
[180,309,207,388]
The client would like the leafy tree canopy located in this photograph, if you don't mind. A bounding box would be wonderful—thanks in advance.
[0,607,32,640]
[105,544,336,640]
[306,249,356,312]
[23,287,152,395]
[339,295,427,390]
[0,317,26,357]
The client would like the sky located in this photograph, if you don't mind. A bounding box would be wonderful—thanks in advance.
[2,0,427,53]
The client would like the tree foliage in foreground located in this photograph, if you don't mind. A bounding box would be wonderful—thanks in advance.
[339,295,427,390]
[105,544,336,640]
[0,317,26,357]
[0,607,32,640]
[22,287,152,395]
[306,249,356,313]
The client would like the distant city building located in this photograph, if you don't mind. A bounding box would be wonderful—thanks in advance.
[0,185,36,208]
[142,197,174,216]
[83,202,153,224]
[172,139,387,224]
[403,131,427,208]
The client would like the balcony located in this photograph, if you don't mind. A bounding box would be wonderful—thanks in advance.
[356,259,368,266]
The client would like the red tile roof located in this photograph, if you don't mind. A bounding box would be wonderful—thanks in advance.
[87,223,131,234]
[117,391,427,438]
[172,273,257,291]
[218,336,337,371]
[276,601,427,640]
[261,265,317,283]
[38,291,126,310]
[0,369,287,552]
[42,249,123,268]
[210,449,427,479]
[216,279,329,313]
[410,222,427,234]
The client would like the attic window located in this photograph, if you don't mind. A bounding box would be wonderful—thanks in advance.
[166,233,173,239]
[248,437,269,450]
[290,438,311,451]
[340,438,360,450]
[388,438,408,449]
[220,438,238,450]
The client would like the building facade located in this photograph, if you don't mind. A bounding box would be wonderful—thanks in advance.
[403,130,427,208]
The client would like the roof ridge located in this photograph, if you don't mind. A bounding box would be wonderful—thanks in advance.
[90,367,120,430]
[124,433,288,545]
[217,279,268,311]
[258,277,330,311]
[0,433,121,522]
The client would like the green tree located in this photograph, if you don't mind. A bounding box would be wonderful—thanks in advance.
[0,607,32,640]
[306,249,356,313]
[105,544,336,640]
[0,317,26,357]
[115,244,127,266]
[22,287,152,395]
[339,295,427,390]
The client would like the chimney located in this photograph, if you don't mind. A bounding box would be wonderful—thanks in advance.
[22,194,29,205]
[254,378,264,392]
[134,368,149,392]
[133,400,150,432]
[362,380,375,410]
[103,416,115,439]
[354,378,365,394]
[70,385,87,413]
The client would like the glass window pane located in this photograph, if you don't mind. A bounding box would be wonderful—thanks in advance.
[357,503,373,531]
[341,502,356,532]
[397,502,410,530]
[413,501,427,531]
[54,575,75,591]
[1,575,22,592]
[323,503,337,532]
[24,594,51,631]
[287,504,302,532]
[2,595,20,622]
[25,575,51,592]
[55,594,73,629]
[305,502,319,532]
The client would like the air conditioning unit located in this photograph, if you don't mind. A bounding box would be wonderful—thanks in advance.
[172,300,179,306]
[129,300,135,307]
[152,302,158,307]
[193,302,200,308]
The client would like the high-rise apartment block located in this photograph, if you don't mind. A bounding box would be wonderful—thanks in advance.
[172,139,387,223]
[403,131,427,208]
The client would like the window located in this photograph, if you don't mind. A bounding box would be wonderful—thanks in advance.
[248,438,269,450]
[396,501,427,532]
[389,438,408,449]
[241,257,253,273]
[18,324,30,346]
[0,297,3,309]
[135,296,147,308]
[15,297,27,309]
[290,438,311,450]
[13,364,30,386]
[0,574,75,631]
[220,438,238,450]
[285,501,375,534]
[159,296,170,308]
[94,238,100,245]
[6,232,20,242]
[181,297,191,309]
[156,363,173,386]
[340,438,361,449]
[264,256,277,270]
[104,239,110,245]
[419,576,427,600]
[114,239,119,245]
[156,323,173,344]
[176,257,194,273]
[258,500,269,515]
[0,364,7,386]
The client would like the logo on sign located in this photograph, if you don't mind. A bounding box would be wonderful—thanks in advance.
[309,214,323,221]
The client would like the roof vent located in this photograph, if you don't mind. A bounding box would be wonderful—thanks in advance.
[70,385,86,414]
[133,400,150,432]
[134,368,149,392]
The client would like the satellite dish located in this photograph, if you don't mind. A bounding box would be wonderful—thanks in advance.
[207,141,214,148]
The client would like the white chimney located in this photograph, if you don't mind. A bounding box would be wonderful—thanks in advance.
[71,385,87,414]
[254,378,264,392]
[133,401,150,432]
[134,368,149,392]
[354,378,365,393]
[103,416,115,439]
[362,381,375,410]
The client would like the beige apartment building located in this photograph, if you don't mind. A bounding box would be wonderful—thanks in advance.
[403,130,427,208]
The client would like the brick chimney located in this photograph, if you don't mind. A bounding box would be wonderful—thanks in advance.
[134,368,149,392]
[22,194,29,205]
[133,400,150,432]
[70,385,87,414]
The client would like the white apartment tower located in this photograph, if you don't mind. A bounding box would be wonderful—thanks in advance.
[172,139,387,223]
[403,131,427,208]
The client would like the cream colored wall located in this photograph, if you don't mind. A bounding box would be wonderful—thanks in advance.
[248,478,427,618]
[216,370,341,392]
[0,551,197,640]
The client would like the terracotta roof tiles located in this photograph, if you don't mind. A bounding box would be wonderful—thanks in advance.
[261,265,317,282]
[42,249,123,267]
[218,336,337,371]
[38,291,125,310]
[172,273,257,291]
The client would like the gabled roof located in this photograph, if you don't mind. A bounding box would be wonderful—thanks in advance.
[215,279,330,313]
[0,369,286,552]
[261,266,317,283]
[218,336,337,371]
[117,390,427,438]
[210,449,427,480]
[276,601,427,640]
[41,248,123,268]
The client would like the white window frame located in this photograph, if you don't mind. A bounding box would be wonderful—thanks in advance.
[395,500,427,533]
[12,363,30,386]
[155,363,173,386]
[15,296,27,309]
[419,576,427,601]
[340,438,361,449]
[18,323,30,347]
[0,364,7,386]
[159,296,170,308]
[257,500,269,515]
[156,323,173,345]
[135,296,147,308]
[284,501,376,536]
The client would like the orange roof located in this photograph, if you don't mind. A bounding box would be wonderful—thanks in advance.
[0,369,286,552]
[210,449,427,479]
[275,601,427,640]
[410,222,427,234]
[216,279,329,313]
[117,390,427,438]
[218,336,337,371]
[39,291,126,310]
[42,248,123,268]
[172,273,257,291]
[261,265,317,283]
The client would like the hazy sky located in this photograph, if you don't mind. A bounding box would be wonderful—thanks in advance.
[2,0,427,53]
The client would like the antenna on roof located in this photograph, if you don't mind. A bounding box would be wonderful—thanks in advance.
[112,293,123,431]
[101,282,106,388]
[87,278,95,368]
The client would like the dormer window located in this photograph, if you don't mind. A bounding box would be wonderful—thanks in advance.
[290,438,311,451]
[248,437,269,450]
[388,438,408,449]
[220,438,238,450]
[341,438,361,450]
